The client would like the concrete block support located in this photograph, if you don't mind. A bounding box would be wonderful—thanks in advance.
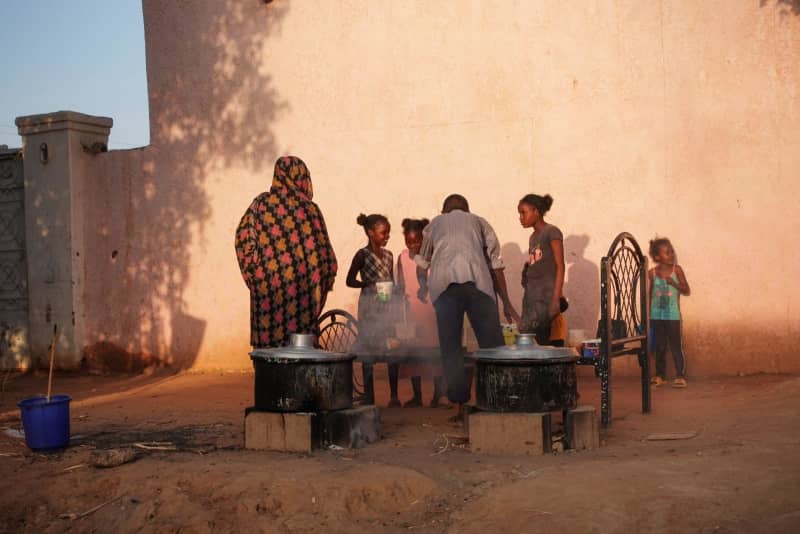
[566,405,600,450]
[15,111,112,367]
[468,411,552,455]
[244,405,382,452]
[244,410,321,453]
[322,405,381,448]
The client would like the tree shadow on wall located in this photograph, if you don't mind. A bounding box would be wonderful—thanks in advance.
[760,0,800,16]
[83,1,291,371]
[144,0,290,173]
[562,234,600,337]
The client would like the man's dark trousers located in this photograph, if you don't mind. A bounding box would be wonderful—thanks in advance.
[433,282,505,404]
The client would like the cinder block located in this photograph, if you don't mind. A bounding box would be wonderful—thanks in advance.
[462,404,481,435]
[565,405,599,450]
[244,409,320,452]
[468,411,551,455]
[322,405,382,448]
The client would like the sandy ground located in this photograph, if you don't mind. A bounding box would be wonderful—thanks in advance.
[1,366,799,533]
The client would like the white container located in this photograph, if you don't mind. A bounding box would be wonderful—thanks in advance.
[567,329,586,347]
[375,281,393,302]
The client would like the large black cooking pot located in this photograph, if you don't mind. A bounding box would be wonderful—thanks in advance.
[250,333,356,412]
[471,334,580,413]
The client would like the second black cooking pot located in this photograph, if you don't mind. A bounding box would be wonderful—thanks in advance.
[471,334,580,412]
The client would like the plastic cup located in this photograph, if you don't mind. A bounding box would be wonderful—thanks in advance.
[502,323,519,345]
[375,281,393,302]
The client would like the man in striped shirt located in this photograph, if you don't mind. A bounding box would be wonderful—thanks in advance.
[415,194,520,414]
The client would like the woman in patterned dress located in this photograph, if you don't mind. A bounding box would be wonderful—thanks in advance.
[235,156,338,348]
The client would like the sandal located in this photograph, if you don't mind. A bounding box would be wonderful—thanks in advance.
[447,404,465,423]
[672,377,688,388]
[650,376,665,386]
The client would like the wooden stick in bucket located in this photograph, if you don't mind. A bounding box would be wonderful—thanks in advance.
[46,324,58,403]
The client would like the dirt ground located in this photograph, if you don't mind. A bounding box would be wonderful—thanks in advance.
[1,366,799,533]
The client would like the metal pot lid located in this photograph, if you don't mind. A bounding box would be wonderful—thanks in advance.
[471,333,579,362]
[250,333,356,363]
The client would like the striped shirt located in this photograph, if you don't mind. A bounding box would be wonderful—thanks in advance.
[414,209,505,304]
[358,246,393,284]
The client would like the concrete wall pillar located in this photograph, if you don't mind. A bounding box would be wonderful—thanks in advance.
[15,111,113,368]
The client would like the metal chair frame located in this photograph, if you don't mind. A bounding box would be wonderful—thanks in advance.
[313,309,363,397]
[576,232,651,426]
[314,309,358,354]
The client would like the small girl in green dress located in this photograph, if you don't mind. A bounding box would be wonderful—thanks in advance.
[648,237,691,388]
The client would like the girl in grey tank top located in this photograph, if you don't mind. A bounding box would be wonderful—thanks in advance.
[518,194,565,344]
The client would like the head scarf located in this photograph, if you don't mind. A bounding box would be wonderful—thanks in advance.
[272,155,313,201]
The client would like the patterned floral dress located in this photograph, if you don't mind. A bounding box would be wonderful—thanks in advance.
[235,156,338,348]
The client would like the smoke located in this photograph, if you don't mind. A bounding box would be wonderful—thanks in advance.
[355,296,439,353]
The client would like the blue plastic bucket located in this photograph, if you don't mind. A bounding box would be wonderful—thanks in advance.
[17,395,71,451]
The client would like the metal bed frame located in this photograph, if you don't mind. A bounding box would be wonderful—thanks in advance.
[576,232,651,426]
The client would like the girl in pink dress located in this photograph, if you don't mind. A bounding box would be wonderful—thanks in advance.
[394,218,445,407]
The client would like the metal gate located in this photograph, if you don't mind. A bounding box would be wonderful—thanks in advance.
[0,148,29,369]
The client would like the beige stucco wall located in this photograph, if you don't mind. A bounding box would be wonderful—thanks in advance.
[78,0,799,374]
